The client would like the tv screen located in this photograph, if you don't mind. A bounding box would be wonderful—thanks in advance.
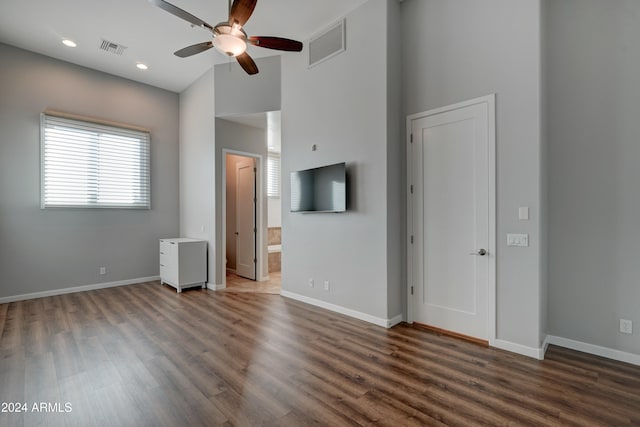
[290,162,346,213]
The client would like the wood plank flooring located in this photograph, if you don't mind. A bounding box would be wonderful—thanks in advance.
[1,281,639,426]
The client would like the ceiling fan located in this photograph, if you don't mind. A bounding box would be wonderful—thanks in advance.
[149,0,303,75]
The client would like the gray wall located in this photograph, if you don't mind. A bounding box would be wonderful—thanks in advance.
[0,43,179,298]
[179,69,216,285]
[281,0,396,320]
[546,0,640,354]
[401,0,544,349]
[215,55,281,117]
[181,55,279,287]
[539,0,550,347]
[387,0,404,320]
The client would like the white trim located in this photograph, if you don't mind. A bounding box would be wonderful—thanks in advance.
[0,276,160,304]
[546,335,640,366]
[387,314,404,328]
[486,94,497,344]
[406,94,497,344]
[281,291,402,328]
[308,19,346,69]
[406,95,497,122]
[406,114,414,325]
[542,333,551,356]
[207,282,226,291]
[493,339,546,360]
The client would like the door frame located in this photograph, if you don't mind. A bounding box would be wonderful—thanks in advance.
[222,149,267,286]
[406,94,497,345]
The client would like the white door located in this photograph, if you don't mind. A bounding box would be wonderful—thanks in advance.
[410,96,494,341]
[235,158,256,280]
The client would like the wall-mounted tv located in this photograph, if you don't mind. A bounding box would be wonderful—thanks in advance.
[290,162,346,213]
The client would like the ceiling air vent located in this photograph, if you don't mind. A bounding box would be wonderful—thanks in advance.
[308,19,345,68]
[99,39,127,55]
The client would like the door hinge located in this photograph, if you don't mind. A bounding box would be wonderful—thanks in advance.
[254,258,257,263]
[410,134,413,143]
[410,185,413,194]
[253,228,257,233]
[411,235,414,244]
[411,286,414,295]
[253,167,257,173]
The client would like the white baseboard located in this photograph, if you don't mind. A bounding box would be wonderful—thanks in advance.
[280,290,402,328]
[546,335,640,366]
[207,283,226,291]
[0,276,160,304]
[492,339,546,360]
[388,314,404,328]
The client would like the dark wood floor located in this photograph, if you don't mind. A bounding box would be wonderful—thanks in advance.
[1,282,640,426]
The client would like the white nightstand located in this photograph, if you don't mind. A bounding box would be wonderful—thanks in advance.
[159,238,207,293]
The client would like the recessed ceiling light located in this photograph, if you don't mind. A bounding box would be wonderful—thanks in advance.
[136,63,148,70]
[62,39,77,48]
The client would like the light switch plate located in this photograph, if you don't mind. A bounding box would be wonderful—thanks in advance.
[507,234,529,247]
[519,207,530,220]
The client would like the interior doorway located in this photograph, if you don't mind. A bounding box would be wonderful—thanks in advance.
[222,111,282,294]
[407,95,496,343]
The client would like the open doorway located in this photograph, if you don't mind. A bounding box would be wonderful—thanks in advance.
[222,111,282,294]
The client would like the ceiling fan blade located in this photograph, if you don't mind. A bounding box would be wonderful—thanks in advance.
[229,0,257,27]
[236,52,259,75]
[248,36,303,52]
[174,42,214,58]
[149,0,213,30]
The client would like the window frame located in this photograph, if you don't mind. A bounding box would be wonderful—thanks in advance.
[40,111,151,210]
[267,150,281,199]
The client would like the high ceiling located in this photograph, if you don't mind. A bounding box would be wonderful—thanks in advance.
[0,0,368,92]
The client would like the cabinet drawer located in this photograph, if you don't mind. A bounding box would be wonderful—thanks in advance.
[159,240,170,253]
[159,251,170,267]
[160,265,177,284]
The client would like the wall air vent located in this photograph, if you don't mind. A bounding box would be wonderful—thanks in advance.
[99,39,127,55]
[308,19,346,68]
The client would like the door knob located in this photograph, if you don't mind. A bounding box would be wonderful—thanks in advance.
[470,249,487,256]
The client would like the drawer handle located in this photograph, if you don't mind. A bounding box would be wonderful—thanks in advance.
[170,242,176,245]
[160,264,165,267]
[160,252,164,254]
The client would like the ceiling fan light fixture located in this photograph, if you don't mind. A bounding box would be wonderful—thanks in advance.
[213,34,247,56]
[213,23,247,57]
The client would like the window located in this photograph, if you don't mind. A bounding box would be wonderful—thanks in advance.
[41,113,150,209]
[267,151,281,198]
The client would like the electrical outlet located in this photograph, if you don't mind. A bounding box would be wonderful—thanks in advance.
[507,233,529,247]
[99,267,106,275]
[620,319,633,335]
[324,281,330,291]
[308,278,314,288]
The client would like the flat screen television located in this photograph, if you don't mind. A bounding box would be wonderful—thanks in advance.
[290,162,346,213]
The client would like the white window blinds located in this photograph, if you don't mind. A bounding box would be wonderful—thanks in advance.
[267,151,281,198]
[41,113,151,209]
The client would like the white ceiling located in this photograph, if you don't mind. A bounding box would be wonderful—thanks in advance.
[0,0,368,92]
